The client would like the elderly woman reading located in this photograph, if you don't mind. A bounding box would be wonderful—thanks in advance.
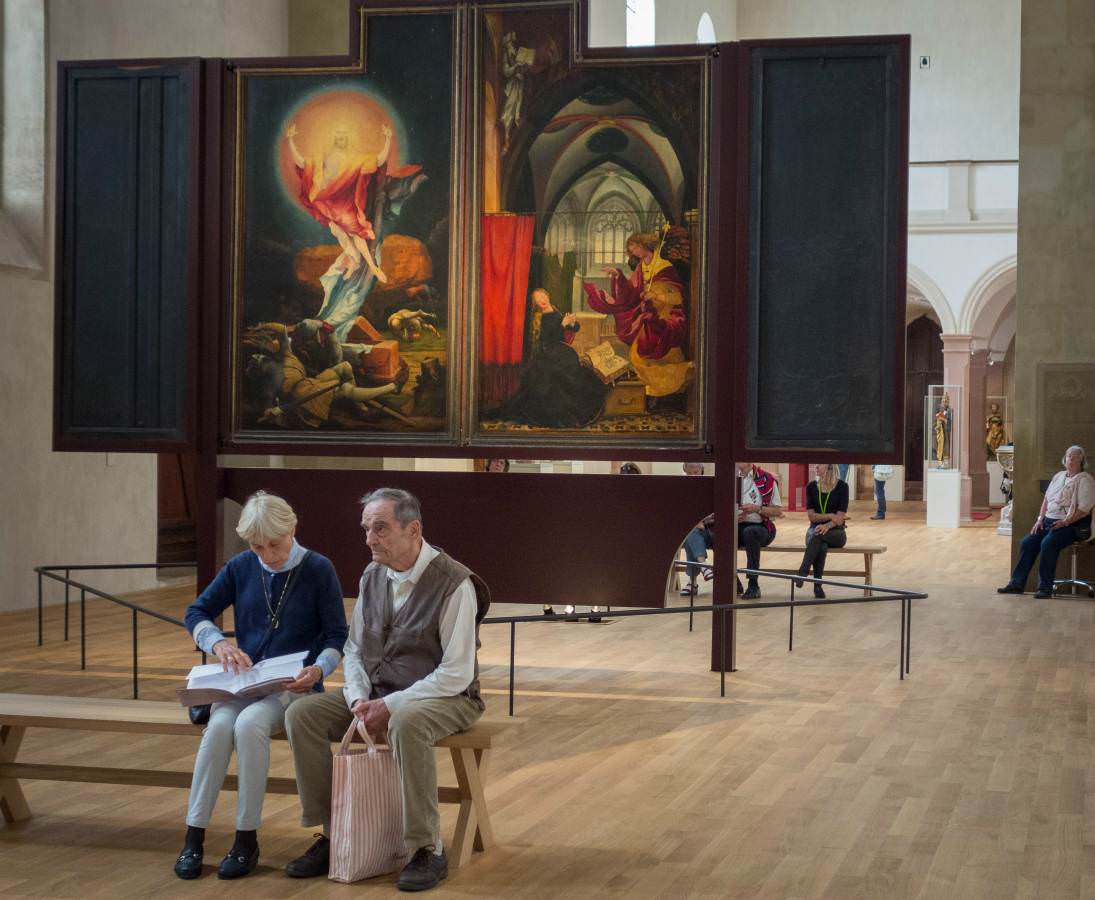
[998,445,1095,599]
[174,491,348,880]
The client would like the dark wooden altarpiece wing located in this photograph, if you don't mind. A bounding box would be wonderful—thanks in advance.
[53,1,908,670]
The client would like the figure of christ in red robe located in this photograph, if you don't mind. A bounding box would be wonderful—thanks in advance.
[286,121,422,282]
[582,236,693,397]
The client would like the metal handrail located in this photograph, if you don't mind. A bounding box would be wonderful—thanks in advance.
[34,561,926,713]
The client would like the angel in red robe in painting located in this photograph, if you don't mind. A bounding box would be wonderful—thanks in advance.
[285,120,421,283]
[582,227,693,399]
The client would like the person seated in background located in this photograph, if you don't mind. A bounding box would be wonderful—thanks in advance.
[619,461,642,474]
[485,457,509,472]
[176,491,348,881]
[998,445,1094,599]
[679,462,708,596]
[794,464,849,598]
[737,462,782,599]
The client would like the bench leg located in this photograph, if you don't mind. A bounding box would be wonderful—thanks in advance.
[0,725,31,824]
[449,746,493,868]
[864,554,873,598]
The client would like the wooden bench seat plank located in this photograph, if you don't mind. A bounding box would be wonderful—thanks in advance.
[0,693,514,867]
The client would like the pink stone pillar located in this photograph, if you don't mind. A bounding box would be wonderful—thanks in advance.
[941,335,989,521]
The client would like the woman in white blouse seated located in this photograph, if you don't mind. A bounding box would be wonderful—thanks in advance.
[998,445,1094,599]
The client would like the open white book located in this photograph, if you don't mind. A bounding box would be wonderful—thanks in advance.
[176,650,308,706]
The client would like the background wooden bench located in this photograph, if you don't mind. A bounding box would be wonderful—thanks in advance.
[0,693,513,868]
[754,544,887,596]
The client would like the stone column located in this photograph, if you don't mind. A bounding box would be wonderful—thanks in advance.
[941,334,988,522]
[1015,0,1095,580]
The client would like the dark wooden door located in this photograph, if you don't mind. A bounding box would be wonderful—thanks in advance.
[158,453,198,564]
[904,315,943,485]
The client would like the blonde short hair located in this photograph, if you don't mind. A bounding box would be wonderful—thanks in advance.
[235,491,297,543]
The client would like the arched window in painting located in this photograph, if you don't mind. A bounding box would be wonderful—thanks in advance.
[588,199,639,267]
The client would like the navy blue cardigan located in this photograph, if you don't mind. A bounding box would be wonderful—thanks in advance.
[184,550,348,673]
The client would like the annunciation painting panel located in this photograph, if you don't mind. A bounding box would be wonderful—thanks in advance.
[472,3,708,444]
[231,13,456,440]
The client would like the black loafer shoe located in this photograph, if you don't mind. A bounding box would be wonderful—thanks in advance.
[285,834,330,878]
[742,585,761,600]
[397,847,448,892]
[736,578,745,596]
[174,848,203,880]
[997,584,1024,594]
[1033,589,1053,599]
[218,845,259,879]
[813,585,826,599]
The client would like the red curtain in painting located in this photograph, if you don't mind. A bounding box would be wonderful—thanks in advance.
[479,213,535,407]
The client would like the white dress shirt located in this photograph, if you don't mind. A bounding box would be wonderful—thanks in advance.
[343,540,479,714]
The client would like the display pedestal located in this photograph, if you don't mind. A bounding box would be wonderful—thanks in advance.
[926,467,962,528]
[987,460,1006,506]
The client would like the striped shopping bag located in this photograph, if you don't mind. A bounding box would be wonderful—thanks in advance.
[328,719,409,882]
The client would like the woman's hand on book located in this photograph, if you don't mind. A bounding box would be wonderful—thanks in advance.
[286,665,322,693]
[212,640,253,674]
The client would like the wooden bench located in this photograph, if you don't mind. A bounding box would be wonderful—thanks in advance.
[0,693,513,868]
[753,544,887,596]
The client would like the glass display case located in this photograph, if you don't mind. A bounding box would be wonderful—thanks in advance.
[925,385,961,470]
[984,395,1008,460]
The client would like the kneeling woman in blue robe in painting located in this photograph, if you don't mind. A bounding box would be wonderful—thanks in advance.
[174,491,347,881]
[498,288,608,428]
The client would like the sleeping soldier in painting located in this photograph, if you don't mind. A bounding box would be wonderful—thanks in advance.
[241,322,407,429]
[496,289,607,428]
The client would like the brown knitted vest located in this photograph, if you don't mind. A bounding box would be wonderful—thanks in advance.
[351,548,491,709]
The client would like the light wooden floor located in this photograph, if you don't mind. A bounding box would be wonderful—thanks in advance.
[4,502,1095,898]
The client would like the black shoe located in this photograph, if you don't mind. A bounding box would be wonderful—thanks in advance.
[285,834,329,878]
[217,844,259,879]
[736,578,744,596]
[397,847,448,892]
[997,583,1024,594]
[813,584,826,599]
[742,584,761,600]
[793,572,806,589]
[1033,589,1053,599]
[870,515,885,520]
[542,605,556,617]
[174,848,203,880]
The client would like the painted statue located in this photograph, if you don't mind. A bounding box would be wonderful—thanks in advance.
[985,402,1006,458]
[933,392,952,465]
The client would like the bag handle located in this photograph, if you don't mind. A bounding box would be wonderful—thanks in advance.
[338,718,379,755]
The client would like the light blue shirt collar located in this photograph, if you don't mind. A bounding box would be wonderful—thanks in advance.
[257,538,308,575]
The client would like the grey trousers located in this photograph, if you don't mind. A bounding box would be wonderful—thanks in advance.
[186,691,299,830]
[284,690,482,853]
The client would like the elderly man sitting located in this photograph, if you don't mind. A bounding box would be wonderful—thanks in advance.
[283,488,490,892]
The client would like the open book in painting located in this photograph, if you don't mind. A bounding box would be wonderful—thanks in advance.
[583,340,632,385]
[176,650,307,706]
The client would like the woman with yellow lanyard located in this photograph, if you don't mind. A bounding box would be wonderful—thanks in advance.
[794,464,849,598]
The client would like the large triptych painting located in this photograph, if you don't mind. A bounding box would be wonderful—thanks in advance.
[230,13,457,440]
[472,4,708,443]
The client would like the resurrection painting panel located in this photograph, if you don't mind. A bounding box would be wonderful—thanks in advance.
[473,4,706,442]
[232,14,454,438]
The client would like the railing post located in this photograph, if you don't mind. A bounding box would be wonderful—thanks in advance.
[899,598,906,681]
[132,609,139,699]
[37,571,43,647]
[508,621,516,717]
[905,599,912,675]
[719,607,726,697]
[80,589,86,670]
[64,569,71,642]
[789,581,795,652]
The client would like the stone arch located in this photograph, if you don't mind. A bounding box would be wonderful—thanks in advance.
[959,254,1017,341]
[696,12,716,43]
[907,263,956,333]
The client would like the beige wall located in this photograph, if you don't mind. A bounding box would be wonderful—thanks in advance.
[1013,0,1095,576]
[0,1,288,612]
[737,0,1021,162]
